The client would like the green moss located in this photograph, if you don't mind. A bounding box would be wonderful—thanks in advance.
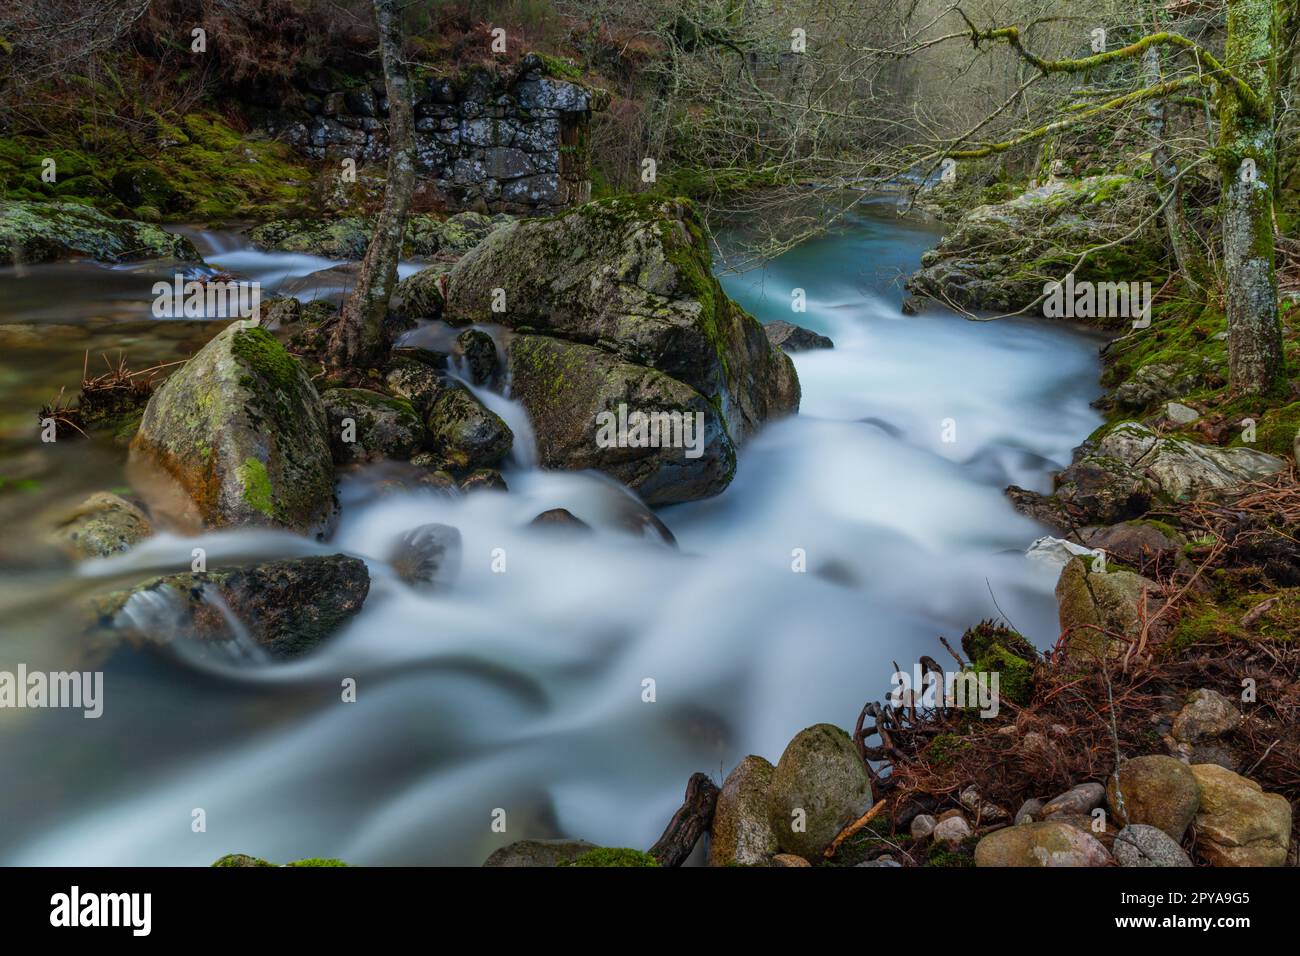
[926,732,970,766]
[559,847,660,867]
[211,853,275,867]
[236,457,275,517]
[972,644,1034,705]
[285,858,350,867]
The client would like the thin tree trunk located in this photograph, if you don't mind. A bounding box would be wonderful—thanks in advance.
[1221,0,1283,395]
[1142,46,1209,295]
[327,0,416,371]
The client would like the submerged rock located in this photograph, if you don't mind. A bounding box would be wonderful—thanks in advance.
[47,492,152,559]
[454,328,499,385]
[766,723,873,860]
[130,321,338,536]
[385,523,461,590]
[88,554,369,659]
[528,508,591,532]
[0,200,200,265]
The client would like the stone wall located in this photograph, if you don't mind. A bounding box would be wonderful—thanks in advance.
[268,54,605,215]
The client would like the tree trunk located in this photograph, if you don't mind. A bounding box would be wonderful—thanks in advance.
[1221,0,1283,395]
[327,0,416,371]
[1142,46,1209,296]
[648,772,720,867]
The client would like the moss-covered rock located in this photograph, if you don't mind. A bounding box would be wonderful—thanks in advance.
[87,554,369,659]
[1056,556,1164,664]
[507,333,734,505]
[249,211,510,260]
[906,175,1164,320]
[1098,421,1285,501]
[425,380,513,472]
[320,387,425,464]
[483,839,600,867]
[444,195,799,446]
[708,755,779,867]
[130,321,338,536]
[0,199,200,265]
[558,847,660,867]
[1106,754,1201,841]
[766,723,873,860]
[46,492,152,560]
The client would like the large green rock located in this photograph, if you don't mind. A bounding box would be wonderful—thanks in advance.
[766,723,873,860]
[130,321,338,536]
[974,821,1111,867]
[1098,422,1285,501]
[444,196,799,446]
[0,199,200,265]
[906,175,1164,319]
[87,554,369,659]
[507,334,734,504]
[1056,557,1163,664]
[1190,763,1292,866]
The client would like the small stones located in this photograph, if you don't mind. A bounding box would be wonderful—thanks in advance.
[1165,401,1199,424]
[1041,782,1106,818]
[931,814,972,847]
[1014,799,1043,825]
[909,814,937,841]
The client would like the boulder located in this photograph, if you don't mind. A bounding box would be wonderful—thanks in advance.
[766,723,873,860]
[1014,799,1043,825]
[1106,754,1200,841]
[321,388,425,463]
[1051,456,1156,525]
[392,264,451,320]
[87,555,369,659]
[973,821,1111,867]
[425,380,513,471]
[454,328,499,385]
[507,334,734,505]
[0,200,200,265]
[482,839,599,867]
[130,322,338,537]
[1056,557,1164,663]
[707,755,779,867]
[443,196,799,448]
[765,320,833,352]
[1171,688,1242,745]
[1112,824,1192,867]
[1073,520,1187,570]
[1098,422,1285,502]
[905,175,1163,318]
[1189,763,1292,866]
[385,523,461,591]
[47,492,152,559]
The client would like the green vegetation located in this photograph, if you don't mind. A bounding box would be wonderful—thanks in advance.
[559,847,660,867]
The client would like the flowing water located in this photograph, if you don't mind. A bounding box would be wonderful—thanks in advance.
[0,202,1104,866]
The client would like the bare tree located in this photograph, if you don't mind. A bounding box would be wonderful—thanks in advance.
[326,0,416,371]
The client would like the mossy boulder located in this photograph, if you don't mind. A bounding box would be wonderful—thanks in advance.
[906,175,1164,319]
[507,334,734,505]
[248,211,509,260]
[425,380,514,471]
[1056,557,1164,664]
[130,321,338,536]
[1189,763,1292,867]
[766,723,873,860]
[212,853,349,867]
[482,839,599,867]
[321,388,425,464]
[46,492,152,559]
[1098,422,1285,501]
[87,554,368,659]
[973,821,1111,867]
[959,620,1036,706]
[443,196,799,446]
[708,755,779,867]
[1106,754,1200,841]
[392,264,450,320]
[0,200,200,265]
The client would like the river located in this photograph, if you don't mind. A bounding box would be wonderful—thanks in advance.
[0,200,1104,865]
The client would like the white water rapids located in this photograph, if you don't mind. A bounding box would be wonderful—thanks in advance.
[0,203,1104,865]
